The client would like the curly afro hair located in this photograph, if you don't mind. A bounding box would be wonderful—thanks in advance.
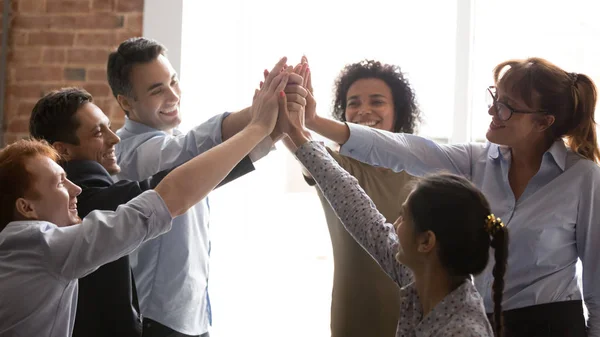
[332,60,421,134]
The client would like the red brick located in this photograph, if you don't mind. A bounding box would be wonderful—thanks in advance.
[124,12,142,31]
[14,13,122,29]
[87,68,107,81]
[92,97,110,112]
[8,68,16,84]
[4,98,22,121]
[16,0,46,13]
[15,66,63,82]
[75,32,116,46]
[46,0,90,13]
[29,31,75,46]
[8,47,43,64]
[13,15,54,29]
[116,0,143,12]
[84,82,111,98]
[64,68,86,81]
[10,30,28,46]
[7,83,46,99]
[42,48,66,63]
[110,110,125,126]
[17,100,38,118]
[74,13,123,29]
[92,0,114,11]
[67,48,110,64]
[117,31,140,43]
[8,116,31,133]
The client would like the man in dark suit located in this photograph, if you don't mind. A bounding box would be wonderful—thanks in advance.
[28,87,255,337]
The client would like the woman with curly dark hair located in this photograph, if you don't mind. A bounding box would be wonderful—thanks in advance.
[296,58,422,337]
[330,60,420,134]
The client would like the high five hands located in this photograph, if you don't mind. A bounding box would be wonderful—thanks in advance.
[259,56,314,150]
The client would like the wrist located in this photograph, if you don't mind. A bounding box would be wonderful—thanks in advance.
[246,122,270,138]
[289,128,311,147]
[306,114,322,130]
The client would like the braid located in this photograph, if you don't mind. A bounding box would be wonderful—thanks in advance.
[489,219,508,337]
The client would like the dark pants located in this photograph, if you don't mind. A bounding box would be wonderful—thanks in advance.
[142,318,209,337]
[487,300,587,337]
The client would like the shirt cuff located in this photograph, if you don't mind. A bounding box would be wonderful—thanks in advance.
[214,112,232,145]
[339,123,375,161]
[248,136,275,162]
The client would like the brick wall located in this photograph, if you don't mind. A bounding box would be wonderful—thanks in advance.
[0,0,144,145]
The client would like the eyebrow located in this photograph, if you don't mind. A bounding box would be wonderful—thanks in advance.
[348,94,387,100]
[146,73,178,92]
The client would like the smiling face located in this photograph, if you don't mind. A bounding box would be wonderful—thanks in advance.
[16,155,82,227]
[485,87,553,149]
[120,54,181,132]
[55,103,121,175]
[344,78,396,132]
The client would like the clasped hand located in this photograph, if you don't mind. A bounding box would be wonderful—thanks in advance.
[252,56,314,148]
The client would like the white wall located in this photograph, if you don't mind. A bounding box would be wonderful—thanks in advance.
[142,0,183,75]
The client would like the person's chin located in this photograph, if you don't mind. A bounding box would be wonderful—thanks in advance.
[105,163,121,176]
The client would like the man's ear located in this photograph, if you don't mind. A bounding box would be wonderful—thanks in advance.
[15,197,37,220]
[52,142,73,161]
[117,94,133,115]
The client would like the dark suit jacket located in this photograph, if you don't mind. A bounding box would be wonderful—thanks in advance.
[65,156,254,337]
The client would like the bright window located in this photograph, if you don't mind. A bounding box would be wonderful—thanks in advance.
[469,0,600,141]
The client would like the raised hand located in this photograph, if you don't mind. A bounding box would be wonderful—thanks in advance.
[278,89,312,148]
[250,57,290,134]
[301,56,317,128]
[262,62,308,142]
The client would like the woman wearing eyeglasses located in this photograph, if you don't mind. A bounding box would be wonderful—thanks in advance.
[303,57,600,337]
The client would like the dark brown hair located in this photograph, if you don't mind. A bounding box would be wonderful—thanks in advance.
[29,87,93,145]
[107,37,167,107]
[407,173,508,336]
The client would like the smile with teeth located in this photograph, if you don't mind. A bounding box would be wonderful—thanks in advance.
[104,150,116,160]
[160,108,178,116]
[354,120,380,127]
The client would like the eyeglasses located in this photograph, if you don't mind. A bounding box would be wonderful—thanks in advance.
[486,86,548,121]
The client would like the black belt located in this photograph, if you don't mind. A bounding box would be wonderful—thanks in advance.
[487,300,587,337]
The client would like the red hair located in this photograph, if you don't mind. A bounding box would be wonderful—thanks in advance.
[0,139,60,231]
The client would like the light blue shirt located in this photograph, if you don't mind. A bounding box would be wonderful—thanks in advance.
[340,123,600,336]
[115,116,225,335]
[0,190,172,337]
[115,115,272,335]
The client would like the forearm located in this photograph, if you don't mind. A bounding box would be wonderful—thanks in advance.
[306,115,350,145]
[221,107,252,141]
[156,124,268,217]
